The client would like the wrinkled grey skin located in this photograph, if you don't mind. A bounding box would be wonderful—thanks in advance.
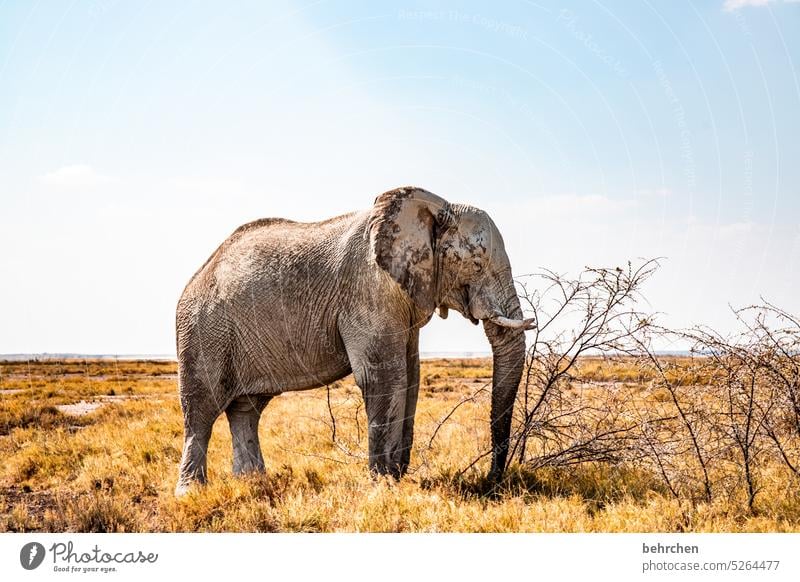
[175,187,528,495]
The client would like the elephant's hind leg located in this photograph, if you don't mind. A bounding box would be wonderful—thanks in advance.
[226,394,273,475]
[176,400,218,496]
[175,358,227,496]
[176,426,212,496]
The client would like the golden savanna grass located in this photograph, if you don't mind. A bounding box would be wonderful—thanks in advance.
[1,357,799,532]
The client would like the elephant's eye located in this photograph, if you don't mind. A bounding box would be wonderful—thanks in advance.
[472,261,483,274]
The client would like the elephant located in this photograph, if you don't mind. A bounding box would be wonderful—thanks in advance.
[174,186,534,495]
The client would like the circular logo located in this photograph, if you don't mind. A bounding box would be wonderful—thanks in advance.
[20,542,46,570]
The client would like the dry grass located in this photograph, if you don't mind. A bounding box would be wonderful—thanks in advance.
[574,356,716,386]
[1,358,798,532]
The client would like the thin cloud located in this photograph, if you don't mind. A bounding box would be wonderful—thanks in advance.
[636,188,672,199]
[38,164,112,188]
[525,194,638,216]
[717,221,754,237]
[724,0,772,10]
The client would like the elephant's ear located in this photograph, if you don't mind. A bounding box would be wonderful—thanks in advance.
[368,187,453,313]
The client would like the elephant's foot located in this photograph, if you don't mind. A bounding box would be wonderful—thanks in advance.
[175,430,212,496]
[174,477,202,497]
[231,436,266,475]
[369,457,405,481]
[367,423,407,480]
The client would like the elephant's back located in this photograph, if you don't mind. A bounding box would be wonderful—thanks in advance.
[176,211,363,390]
[177,210,368,341]
[182,212,362,295]
[185,217,294,290]
[224,211,364,252]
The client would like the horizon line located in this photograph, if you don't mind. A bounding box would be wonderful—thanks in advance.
[0,350,697,362]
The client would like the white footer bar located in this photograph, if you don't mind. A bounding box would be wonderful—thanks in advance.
[2,533,798,581]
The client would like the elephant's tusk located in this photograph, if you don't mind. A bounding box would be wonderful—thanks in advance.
[490,316,537,330]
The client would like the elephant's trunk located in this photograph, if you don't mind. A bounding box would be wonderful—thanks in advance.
[483,292,526,483]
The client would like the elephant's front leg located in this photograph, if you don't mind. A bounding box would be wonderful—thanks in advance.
[225,394,272,475]
[399,333,421,475]
[353,349,408,478]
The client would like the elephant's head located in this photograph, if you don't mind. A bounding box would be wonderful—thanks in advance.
[368,187,533,481]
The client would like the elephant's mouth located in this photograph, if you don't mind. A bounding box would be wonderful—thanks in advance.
[461,286,480,325]
[458,286,535,330]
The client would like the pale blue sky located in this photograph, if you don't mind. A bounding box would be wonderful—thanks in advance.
[1,0,799,354]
